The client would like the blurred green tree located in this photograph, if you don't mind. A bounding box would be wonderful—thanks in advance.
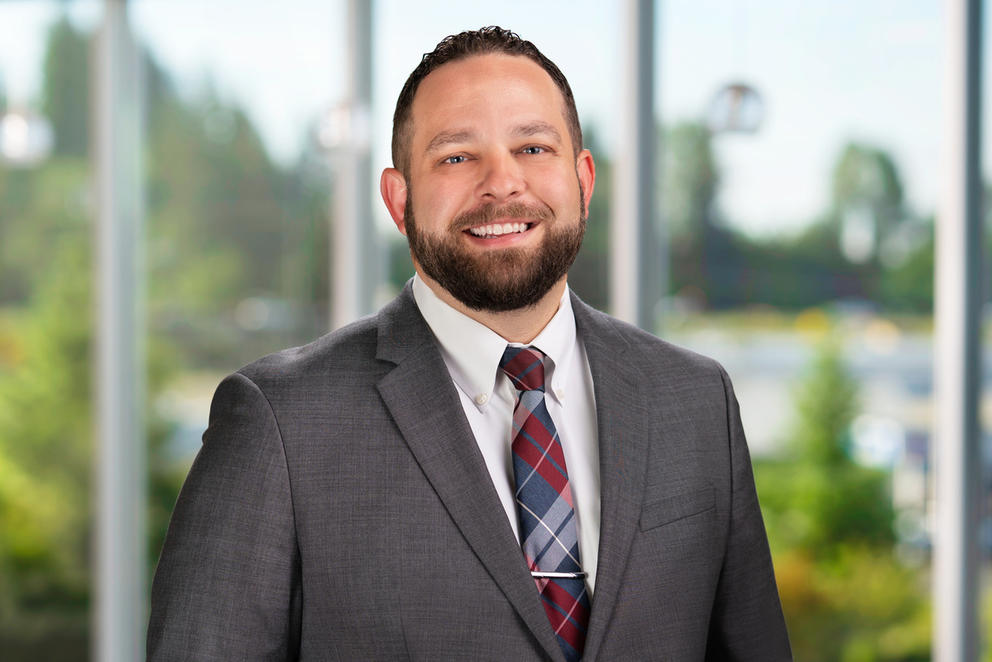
[41,16,88,158]
[661,121,718,242]
[0,165,179,660]
[144,76,329,366]
[877,218,934,314]
[662,120,741,309]
[830,143,905,261]
[0,239,92,657]
[754,337,930,661]
[565,125,611,311]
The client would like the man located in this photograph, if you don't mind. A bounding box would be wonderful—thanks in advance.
[148,27,791,661]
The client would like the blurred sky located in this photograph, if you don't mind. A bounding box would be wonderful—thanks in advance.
[0,0,978,237]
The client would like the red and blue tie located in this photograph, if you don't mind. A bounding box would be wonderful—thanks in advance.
[500,346,590,662]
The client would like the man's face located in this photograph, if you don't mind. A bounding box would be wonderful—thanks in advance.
[382,54,595,312]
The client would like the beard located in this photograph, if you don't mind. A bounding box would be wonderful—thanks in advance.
[405,186,586,312]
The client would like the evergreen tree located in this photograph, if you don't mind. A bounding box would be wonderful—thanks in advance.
[41,16,89,158]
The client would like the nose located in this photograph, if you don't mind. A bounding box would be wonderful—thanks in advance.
[477,152,524,202]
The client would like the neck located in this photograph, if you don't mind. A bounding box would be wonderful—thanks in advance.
[417,272,566,344]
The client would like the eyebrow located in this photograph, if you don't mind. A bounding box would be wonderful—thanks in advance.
[425,130,475,155]
[423,121,563,155]
[512,121,562,144]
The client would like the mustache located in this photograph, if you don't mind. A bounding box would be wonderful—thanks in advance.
[450,201,554,232]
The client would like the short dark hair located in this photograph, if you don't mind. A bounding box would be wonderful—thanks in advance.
[390,26,583,176]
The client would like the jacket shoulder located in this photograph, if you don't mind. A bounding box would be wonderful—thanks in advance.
[235,314,383,389]
[231,286,432,394]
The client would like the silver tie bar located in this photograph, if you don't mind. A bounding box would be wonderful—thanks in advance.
[530,571,587,579]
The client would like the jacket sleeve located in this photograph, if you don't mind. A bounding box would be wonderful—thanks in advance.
[705,367,792,661]
[147,372,302,661]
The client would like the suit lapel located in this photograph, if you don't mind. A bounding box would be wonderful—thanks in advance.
[375,286,565,662]
[571,296,651,661]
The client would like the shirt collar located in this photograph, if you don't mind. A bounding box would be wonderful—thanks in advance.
[412,274,578,408]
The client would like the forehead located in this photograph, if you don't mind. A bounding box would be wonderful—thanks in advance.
[408,54,570,149]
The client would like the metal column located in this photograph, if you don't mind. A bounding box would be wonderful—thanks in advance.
[610,0,661,330]
[94,1,146,660]
[330,0,376,329]
[934,0,983,659]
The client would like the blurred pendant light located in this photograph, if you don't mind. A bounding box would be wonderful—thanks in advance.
[0,107,54,166]
[707,0,764,134]
[707,81,764,133]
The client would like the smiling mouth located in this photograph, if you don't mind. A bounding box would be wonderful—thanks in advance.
[466,222,534,239]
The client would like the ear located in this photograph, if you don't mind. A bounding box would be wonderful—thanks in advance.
[575,149,595,215]
[380,168,409,234]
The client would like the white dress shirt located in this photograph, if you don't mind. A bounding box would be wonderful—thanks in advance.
[412,275,601,591]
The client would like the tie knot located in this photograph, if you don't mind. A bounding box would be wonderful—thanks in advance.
[499,346,547,392]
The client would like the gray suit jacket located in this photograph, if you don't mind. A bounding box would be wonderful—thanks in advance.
[148,285,791,661]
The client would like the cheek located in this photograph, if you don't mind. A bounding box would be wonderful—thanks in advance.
[532,166,581,211]
[411,181,462,230]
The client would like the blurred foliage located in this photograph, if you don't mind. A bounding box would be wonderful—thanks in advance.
[831,143,905,240]
[563,125,611,311]
[4,15,332,360]
[754,339,931,661]
[878,220,934,313]
[143,64,330,366]
[660,120,943,314]
[985,591,992,662]
[0,241,91,652]
[0,12,329,658]
[0,157,179,660]
[664,121,725,308]
[42,17,88,158]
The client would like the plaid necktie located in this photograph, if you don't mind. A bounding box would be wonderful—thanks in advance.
[500,346,590,662]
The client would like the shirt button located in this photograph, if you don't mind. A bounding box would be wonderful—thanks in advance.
[475,393,489,405]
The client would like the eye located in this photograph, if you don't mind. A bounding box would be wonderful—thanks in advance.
[442,154,467,164]
[521,145,546,155]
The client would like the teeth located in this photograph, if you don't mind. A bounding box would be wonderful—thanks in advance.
[468,222,529,237]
